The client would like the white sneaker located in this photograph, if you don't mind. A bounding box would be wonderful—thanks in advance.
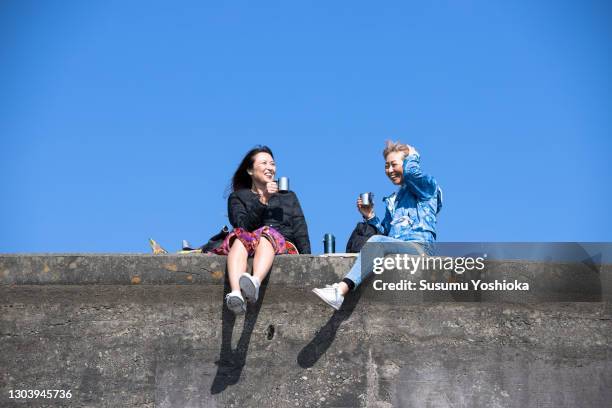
[225,292,246,314]
[312,283,344,311]
[239,273,260,303]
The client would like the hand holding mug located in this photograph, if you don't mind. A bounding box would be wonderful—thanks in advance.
[265,181,278,195]
[257,181,278,204]
[356,196,374,220]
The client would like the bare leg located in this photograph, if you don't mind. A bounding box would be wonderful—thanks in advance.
[252,237,275,283]
[338,282,349,296]
[227,239,248,292]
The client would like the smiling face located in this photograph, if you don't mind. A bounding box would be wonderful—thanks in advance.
[385,151,405,185]
[249,152,276,185]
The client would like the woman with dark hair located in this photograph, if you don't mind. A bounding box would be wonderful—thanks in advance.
[215,145,311,314]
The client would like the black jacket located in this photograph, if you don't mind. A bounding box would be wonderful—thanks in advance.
[228,189,311,254]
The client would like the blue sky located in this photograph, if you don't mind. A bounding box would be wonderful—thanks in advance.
[1,0,611,253]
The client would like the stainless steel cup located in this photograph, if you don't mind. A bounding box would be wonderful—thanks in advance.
[360,192,373,206]
[278,177,289,192]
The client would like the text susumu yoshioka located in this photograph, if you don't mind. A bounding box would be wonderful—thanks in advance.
[372,279,529,291]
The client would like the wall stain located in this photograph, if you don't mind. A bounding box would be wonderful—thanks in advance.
[163,263,178,272]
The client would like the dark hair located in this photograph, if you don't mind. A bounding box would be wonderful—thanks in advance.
[231,145,274,192]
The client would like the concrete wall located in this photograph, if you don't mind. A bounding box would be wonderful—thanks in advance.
[1,254,611,407]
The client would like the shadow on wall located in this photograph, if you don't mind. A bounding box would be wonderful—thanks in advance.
[210,272,270,394]
[297,287,363,368]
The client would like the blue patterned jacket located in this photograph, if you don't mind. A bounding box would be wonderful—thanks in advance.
[367,153,442,243]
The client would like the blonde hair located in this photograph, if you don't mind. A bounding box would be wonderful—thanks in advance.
[383,140,410,159]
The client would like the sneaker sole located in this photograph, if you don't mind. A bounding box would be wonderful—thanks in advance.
[240,275,259,303]
[226,298,246,314]
[311,288,341,311]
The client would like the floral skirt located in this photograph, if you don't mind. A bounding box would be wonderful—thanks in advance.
[213,226,298,256]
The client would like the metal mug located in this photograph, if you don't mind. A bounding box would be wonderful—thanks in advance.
[360,192,373,207]
[323,233,336,254]
[277,177,289,192]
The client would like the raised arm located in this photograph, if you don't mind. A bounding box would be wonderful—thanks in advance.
[403,151,438,200]
[228,192,266,231]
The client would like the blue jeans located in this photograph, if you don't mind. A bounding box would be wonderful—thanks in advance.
[344,235,430,289]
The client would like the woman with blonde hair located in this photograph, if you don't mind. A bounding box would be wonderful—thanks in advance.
[313,140,442,310]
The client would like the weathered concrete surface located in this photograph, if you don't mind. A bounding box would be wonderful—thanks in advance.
[1,255,611,408]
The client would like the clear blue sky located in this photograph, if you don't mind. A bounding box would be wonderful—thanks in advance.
[1,0,611,254]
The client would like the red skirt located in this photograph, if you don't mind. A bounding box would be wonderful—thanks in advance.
[213,226,298,256]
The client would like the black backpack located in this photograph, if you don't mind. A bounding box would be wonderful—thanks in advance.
[200,226,230,253]
[346,222,380,253]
